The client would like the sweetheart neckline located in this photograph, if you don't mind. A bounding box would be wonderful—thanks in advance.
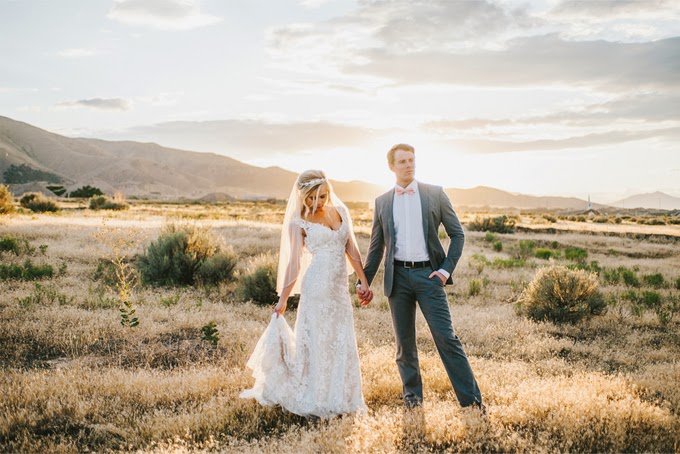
[303,219,344,233]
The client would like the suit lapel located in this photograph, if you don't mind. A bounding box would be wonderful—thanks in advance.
[386,189,395,241]
[418,182,430,239]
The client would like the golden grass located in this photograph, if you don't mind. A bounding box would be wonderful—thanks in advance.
[1,205,679,453]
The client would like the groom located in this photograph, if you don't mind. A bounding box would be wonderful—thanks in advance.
[358,143,484,411]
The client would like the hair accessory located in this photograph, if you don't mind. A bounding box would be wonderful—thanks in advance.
[298,177,327,188]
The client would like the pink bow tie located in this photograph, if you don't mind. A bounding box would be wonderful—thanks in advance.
[395,187,415,196]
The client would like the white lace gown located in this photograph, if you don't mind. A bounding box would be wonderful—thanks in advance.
[240,214,367,418]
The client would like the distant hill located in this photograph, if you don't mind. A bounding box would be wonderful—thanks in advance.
[0,116,385,202]
[444,186,603,211]
[610,192,680,210]
[3,115,667,211]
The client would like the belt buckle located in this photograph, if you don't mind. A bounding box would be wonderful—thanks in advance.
[404,261,413,268]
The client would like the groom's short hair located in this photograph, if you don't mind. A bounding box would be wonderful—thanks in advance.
[387,143,415,166]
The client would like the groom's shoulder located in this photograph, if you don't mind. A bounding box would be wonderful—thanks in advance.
[376,189,392,202]
[417,181,443,193]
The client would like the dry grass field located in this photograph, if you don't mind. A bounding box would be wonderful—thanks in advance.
[1,202,679,453]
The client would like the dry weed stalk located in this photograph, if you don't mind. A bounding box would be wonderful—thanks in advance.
[92,218,148,327]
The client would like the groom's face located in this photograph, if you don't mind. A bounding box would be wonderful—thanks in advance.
[390,149,416,181]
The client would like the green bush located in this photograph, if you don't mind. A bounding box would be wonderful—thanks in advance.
[0,260,54,280]
[534,248,554,260]
[468,279,482,296]
[0,234,35,255]
[642,273,666,288]
[516,265,607,324]
[676,277,680,290]
[70,185,104,198]
[19,192,59,213]
[467,215,515,233]
[137,224,234,286]
[3,164,62,184]
[511,240,535,260]
[543,215,557,223]
[238,257,278,305]
[593,216,608,223]
[196,252,238,286]
[0,184,15,214]
[564,246,588,263]
[89,195,129,211]
[641,290,662,309]
[493,240,503,252]
[484,232,496,242]
[619,267,640,287]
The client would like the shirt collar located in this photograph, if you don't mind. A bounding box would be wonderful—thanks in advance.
[395,180,418,193]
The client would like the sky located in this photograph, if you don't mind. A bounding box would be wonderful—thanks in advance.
[1,0,679,202]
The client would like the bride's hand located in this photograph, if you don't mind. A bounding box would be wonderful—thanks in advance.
[358,283,373,306]
[273,299,287,317]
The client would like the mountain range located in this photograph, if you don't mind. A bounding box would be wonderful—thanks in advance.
[1,115,679,210]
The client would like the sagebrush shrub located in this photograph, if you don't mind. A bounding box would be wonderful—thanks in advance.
[535,248,554,260]
[516,265,607,324]
[20,192,59,213]
[511,240,535,260]
[468,279,482,296]
[642,273,665,288]
[565,246,588,263]
[619,266,640,287]
[137,224,234,286]
[0,184,14,214]
[70,185,104,198]
[0,234,34,255]
[0,260,54,280]
[238,255,278,305]
[195,252,238,286]
[89,195,129,211]
[467,215,515,233]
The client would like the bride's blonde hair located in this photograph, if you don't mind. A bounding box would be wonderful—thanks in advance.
[297,169,333,218]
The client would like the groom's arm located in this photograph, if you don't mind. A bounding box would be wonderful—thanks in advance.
[438,188,465,276]
[361,200,385,287]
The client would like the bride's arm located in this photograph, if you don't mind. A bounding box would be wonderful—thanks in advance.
[274,280,296,317]
[343,208,372,301]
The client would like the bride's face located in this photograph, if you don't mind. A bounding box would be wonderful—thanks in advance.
[305,185,329,212]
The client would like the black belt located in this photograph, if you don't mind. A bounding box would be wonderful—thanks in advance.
[394,260,431,268]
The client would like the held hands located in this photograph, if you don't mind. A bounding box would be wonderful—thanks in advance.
[356,283,373,306]
[273,299,287,318]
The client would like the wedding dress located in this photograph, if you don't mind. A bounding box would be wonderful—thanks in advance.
[240,208,367,418]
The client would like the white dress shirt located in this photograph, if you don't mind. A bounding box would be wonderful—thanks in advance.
[393,180,450,280]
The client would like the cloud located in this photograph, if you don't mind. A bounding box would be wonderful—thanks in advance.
[268,0,537,58]
[425,93,680,132]
[549,0,680,19]
[266,0,679,92]
[108,0,222,30]
[345,35,680,91]
[299,0,333,8]
[56,98,131,111]
[453,127,680,154]
[111,119,381,158]
[56,48,99,58]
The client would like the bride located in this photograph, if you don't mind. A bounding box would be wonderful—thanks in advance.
[240,170,371,418]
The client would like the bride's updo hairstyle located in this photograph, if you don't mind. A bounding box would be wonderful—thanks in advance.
[297,169,333,218]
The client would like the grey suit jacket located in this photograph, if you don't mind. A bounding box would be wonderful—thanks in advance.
[363,182,465,297]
